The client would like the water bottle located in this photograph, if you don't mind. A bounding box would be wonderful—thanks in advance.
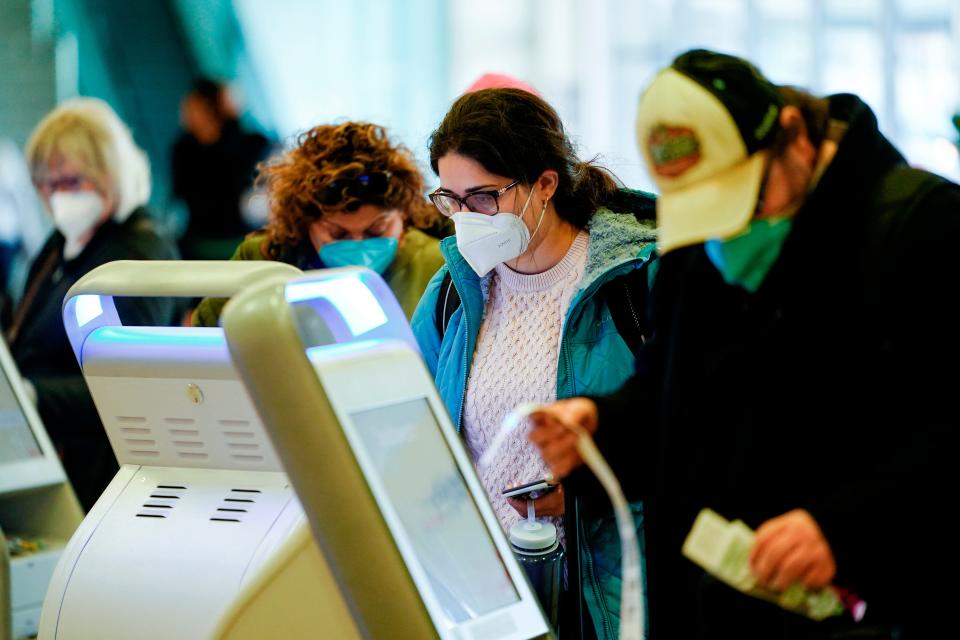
[509,500,564,628]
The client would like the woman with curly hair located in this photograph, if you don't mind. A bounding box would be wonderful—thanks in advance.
[193,121,444,324]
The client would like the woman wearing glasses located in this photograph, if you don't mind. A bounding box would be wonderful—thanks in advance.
[410,88,656,639]
[11,98,179,509]
[192,121,444,325]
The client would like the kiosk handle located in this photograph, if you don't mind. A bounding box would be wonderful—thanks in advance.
[64,260,303,299]
[62,260,303,363]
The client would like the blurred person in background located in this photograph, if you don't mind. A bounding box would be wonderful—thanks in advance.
[172,78,272,259]
[192,121,444,325]
[10,98,179,510]
[0,138,51,324]
[464,71,541,96]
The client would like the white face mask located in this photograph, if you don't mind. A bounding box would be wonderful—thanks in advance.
[50,190,106,243]
[452,186,546,277]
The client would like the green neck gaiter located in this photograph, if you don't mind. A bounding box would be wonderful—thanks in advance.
[704,217,793,293]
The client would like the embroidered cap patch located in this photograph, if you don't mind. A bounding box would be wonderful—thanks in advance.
[648,124,702,178]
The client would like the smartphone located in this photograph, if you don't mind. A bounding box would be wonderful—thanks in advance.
[502,478,556,500]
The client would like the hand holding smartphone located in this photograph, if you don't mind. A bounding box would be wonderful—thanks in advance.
[502,477,557,501]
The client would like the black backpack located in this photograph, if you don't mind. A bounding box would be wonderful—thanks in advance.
[433,250,656,356]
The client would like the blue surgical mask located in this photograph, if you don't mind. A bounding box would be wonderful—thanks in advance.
[318,236,399,274]
[704,217,793,293]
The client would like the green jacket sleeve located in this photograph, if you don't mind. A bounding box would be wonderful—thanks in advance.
[191,235,267,327]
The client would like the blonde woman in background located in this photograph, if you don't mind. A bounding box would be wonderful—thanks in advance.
[8,97,179,510]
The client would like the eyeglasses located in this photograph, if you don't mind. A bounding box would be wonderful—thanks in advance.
[36,175,94,193]
[429,180,520,217]
[321,171,392,206]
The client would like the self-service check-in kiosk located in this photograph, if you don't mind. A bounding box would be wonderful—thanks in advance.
[219,267,553,640]
[37,261,347,640]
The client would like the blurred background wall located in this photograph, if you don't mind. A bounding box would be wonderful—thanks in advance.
[2,0,960,245]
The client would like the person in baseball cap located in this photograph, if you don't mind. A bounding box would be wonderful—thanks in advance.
[526,47,960,638]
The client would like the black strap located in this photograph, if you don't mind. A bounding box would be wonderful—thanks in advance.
[434,271,461,336]
[603,263,653,357]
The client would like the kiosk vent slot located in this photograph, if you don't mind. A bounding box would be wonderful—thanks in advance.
[124,438,156,446]
[168,428,200,437]
[164,417,196,425]
[149,485,186,501]
[120,427,151,435]
[173,440,204,448]
[140,483,184,519]
[119,417,161,456]
[211,488,260,521]
[230,454,264,462]
[218,419,251,427]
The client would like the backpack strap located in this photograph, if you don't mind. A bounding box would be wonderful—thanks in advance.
[603,255,656,357]
[434,271,461,337]
[603,268,649,357]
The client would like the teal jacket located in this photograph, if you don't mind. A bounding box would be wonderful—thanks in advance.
[411,206,656,639]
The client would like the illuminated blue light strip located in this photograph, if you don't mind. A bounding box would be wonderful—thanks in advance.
[285,275,388,336]
[90,326,227,347]
[75,295,104,327]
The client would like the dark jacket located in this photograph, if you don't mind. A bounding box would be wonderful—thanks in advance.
[8,208,179,509]
[172,120,271,242]
[589,94,960,638]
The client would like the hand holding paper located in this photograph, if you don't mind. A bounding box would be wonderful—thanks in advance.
[683,509,847,622]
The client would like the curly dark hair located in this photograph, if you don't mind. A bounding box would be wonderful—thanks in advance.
[428,88,620,228]
[259,122,437,247]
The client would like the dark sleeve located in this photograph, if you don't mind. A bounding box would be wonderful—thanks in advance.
[805,184,960,600]
[111,221,181,327]
[569,254,669,506]
[579,338,661,503]
[171,135,193,200]
[29,373,100,441]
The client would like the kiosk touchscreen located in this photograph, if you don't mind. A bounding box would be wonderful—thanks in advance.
[222,268,552,640]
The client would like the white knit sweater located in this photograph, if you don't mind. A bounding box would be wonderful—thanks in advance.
[463,231,589,543]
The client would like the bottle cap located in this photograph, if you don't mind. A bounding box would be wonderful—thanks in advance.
[509,519,557,551]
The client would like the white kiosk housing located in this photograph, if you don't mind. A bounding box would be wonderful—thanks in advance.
[39,261,311,640]
[220,268,553,640]
[0,339,83,640]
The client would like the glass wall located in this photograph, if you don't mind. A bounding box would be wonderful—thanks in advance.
[234,0,960,189]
